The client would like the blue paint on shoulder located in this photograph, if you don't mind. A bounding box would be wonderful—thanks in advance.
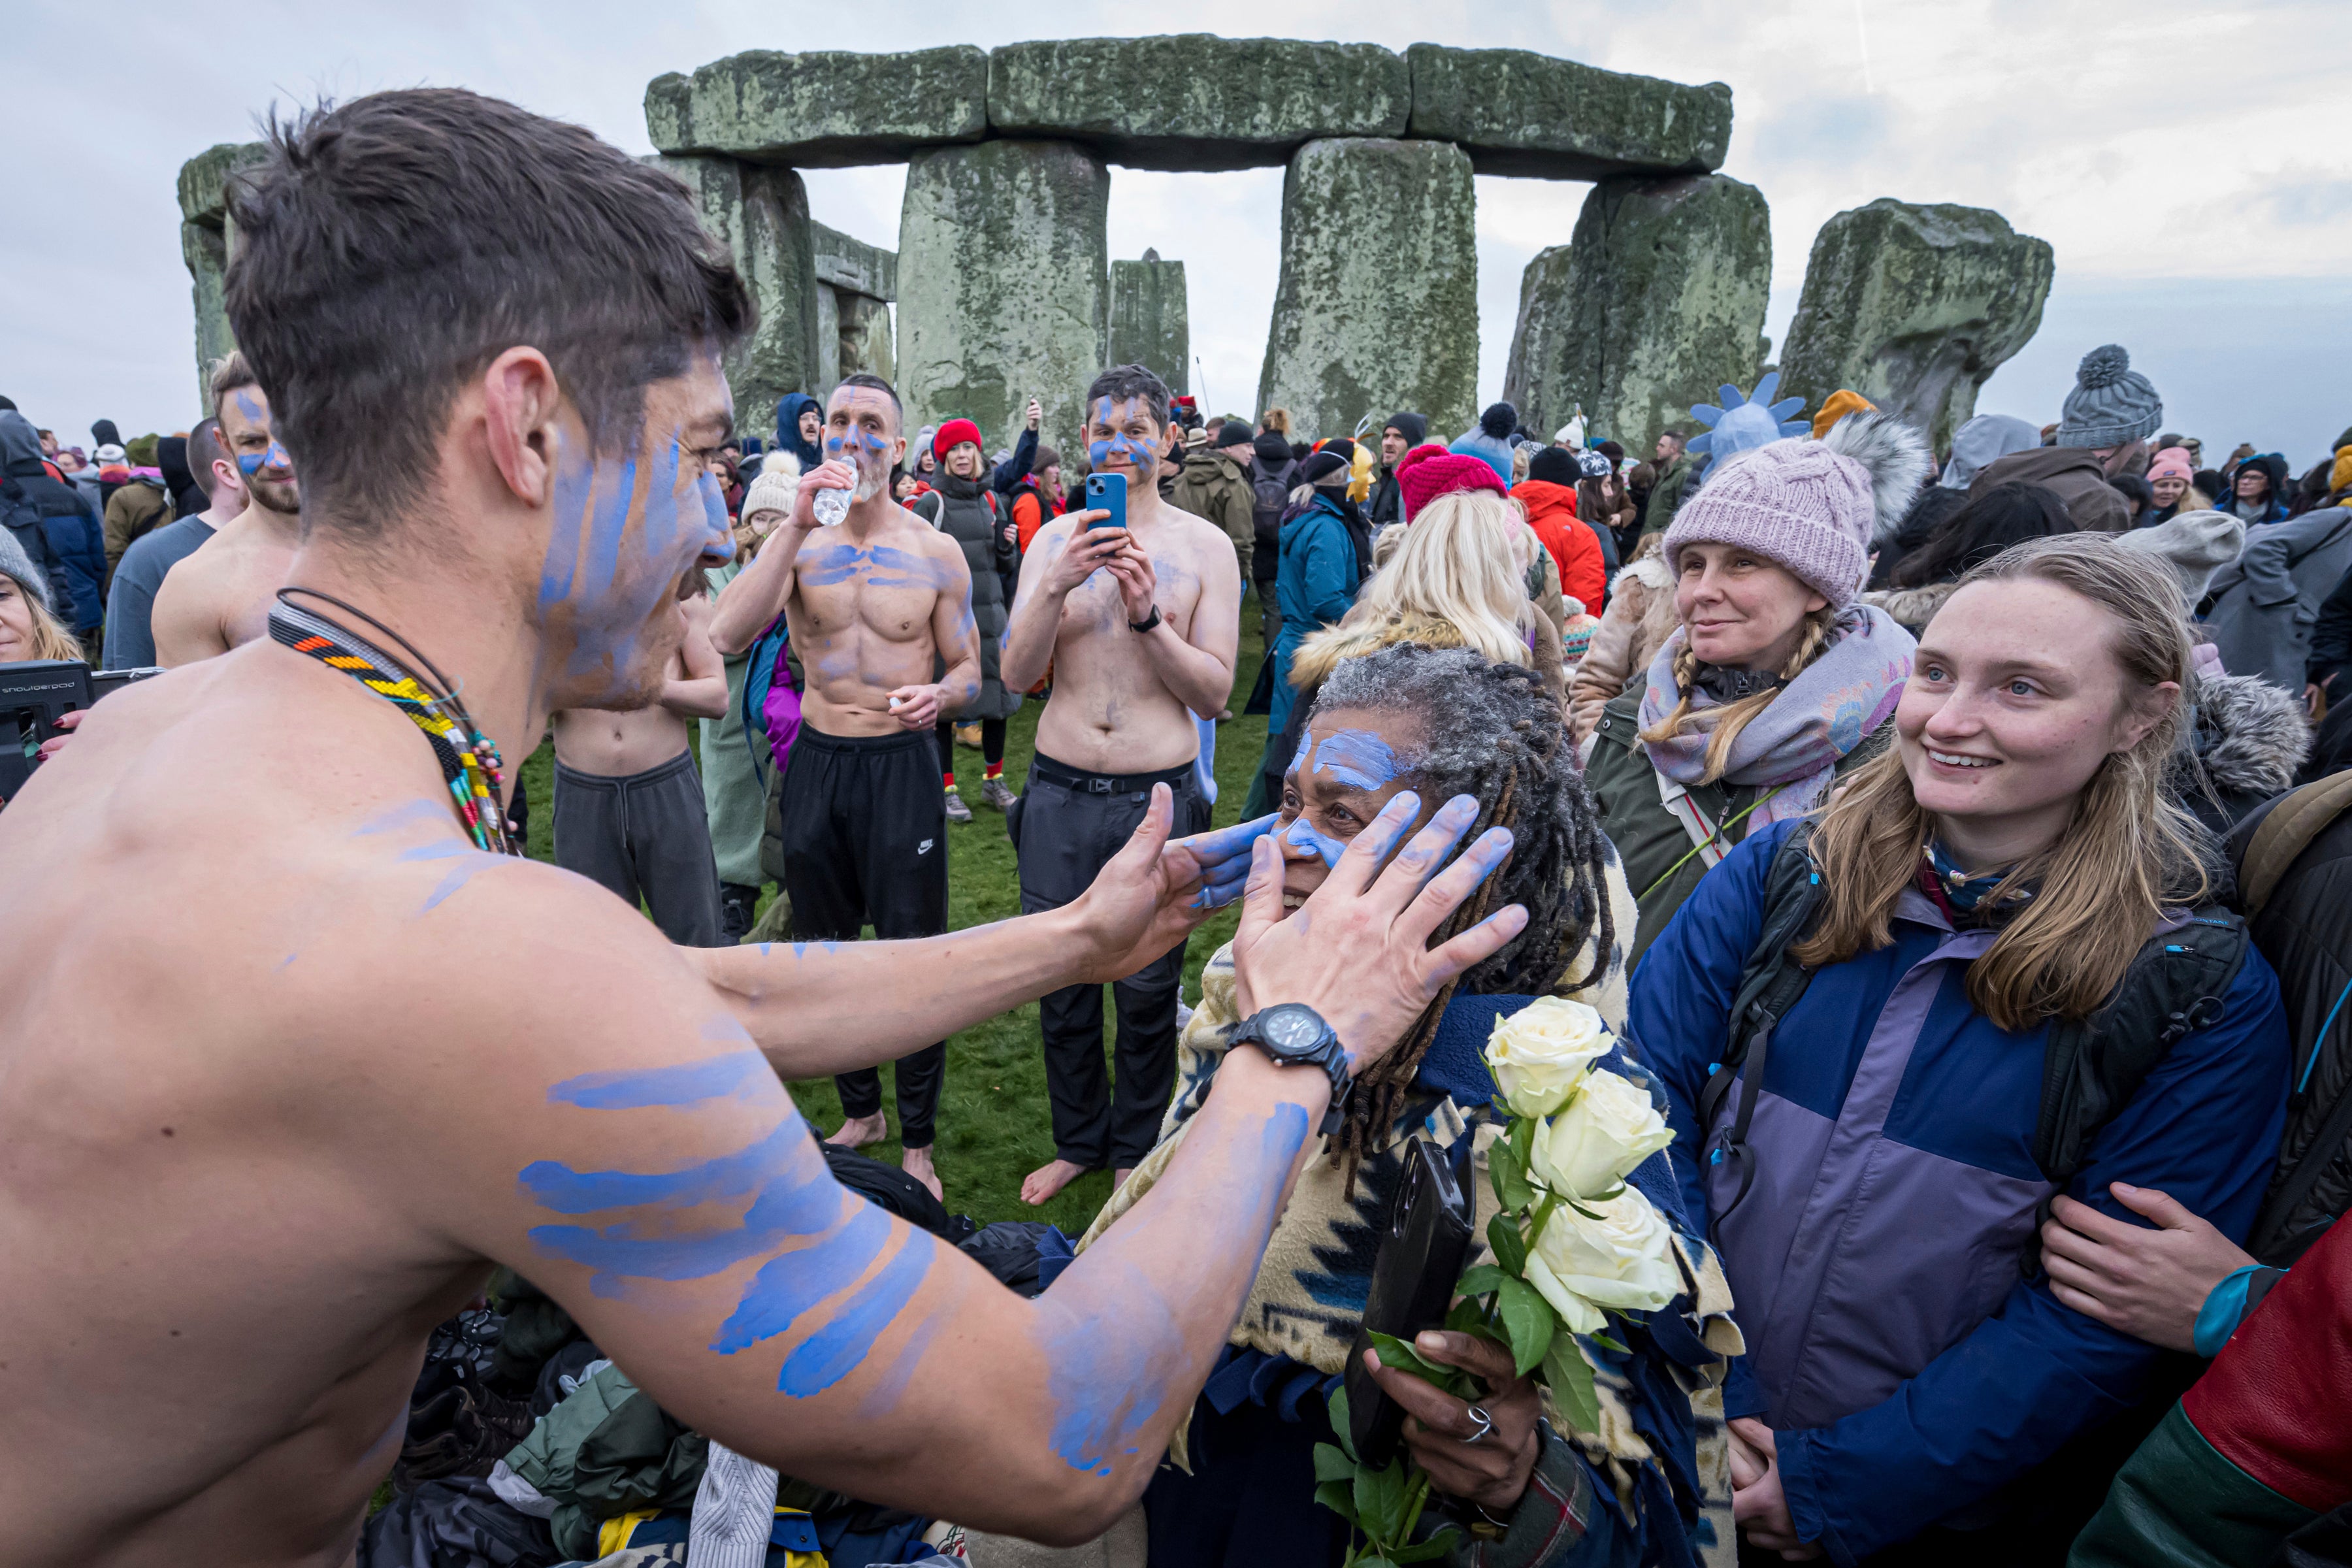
[711,1201,890,1355]
[353,799,447,836]
[549,1050,768,1110]
[777,1228,937,1396]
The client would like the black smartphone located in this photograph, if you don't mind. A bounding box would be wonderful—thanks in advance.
[1343,1134,1477,1467]
[1084,470,1127,531]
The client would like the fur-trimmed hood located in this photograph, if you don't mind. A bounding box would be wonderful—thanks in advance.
[1821,409,1933,544]
[1859,579,1957,636]
[2182,669,2311,804]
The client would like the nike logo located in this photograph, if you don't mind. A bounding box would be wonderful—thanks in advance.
[917,839,934,855]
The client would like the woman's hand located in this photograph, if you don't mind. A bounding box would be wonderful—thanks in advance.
[2039,1183,2256,1352]
[1729,1418,1821,1560]
[37,706,84,761]
[1364,1331,1539,1515]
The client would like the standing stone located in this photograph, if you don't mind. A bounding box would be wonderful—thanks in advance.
[986,37,1407,171]
[646,47,987,167]
[1258,138,1477,443]
[658,155,820,444]
[1501,244,1576,438]
[898,140,1109,457]
[813,284,843,395]
[1405,45,1733,180]
[1109,251,1188,395]
[1548,173,1771,461]
[176,141,267,408]
[838,294,894,384]
[1777,199,2055,453]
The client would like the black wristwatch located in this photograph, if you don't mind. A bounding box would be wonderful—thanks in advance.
[1128,605,1163,635]
[1224,1003,1352,1135]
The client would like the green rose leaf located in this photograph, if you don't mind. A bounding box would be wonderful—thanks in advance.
[1313,1478,1356,1524]
[1357,1456,1411,1542]
[1445,1298,1507,1342]
[1328,1386,1359,1463]
[1544,1335,1603,1438]
[1488,1135,1535,1213]
[1389,1531,1463,1563]
[1486,1212,1529,1276]
[1365,1330,1450,1388]
[1495,1275,1558,1377]
[1454,1264,1510,1299]
[1314,1442,1357,1484]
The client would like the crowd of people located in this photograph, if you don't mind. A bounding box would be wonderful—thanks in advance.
[8,82,2352,1568]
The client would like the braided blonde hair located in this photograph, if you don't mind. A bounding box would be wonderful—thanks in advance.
[1637,605,1838,783]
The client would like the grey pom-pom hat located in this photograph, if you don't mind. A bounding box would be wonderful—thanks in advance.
[2057,344,2163,449]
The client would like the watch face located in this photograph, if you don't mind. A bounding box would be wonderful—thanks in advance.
[1261,1004,1325,1053]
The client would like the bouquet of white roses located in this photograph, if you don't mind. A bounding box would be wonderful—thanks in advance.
[1316,999,1683,1563]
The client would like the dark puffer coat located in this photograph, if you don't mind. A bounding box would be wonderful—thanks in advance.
[917,472,1021,721]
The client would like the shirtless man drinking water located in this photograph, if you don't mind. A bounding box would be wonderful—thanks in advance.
[152,351,303,666]
[710,374,979,1195]
[0,91,1524,1567]
[1000,365,1245,1204]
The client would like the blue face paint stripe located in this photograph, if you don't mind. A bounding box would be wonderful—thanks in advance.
[539,433,592,615]
[777,1228,937,1396]
[711,1201,891,1355]
[1310,729,1402,792]
[549,1051,769,1110]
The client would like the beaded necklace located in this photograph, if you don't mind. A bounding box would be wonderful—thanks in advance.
[269,589,516,855]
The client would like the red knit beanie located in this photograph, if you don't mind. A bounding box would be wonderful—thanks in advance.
[933,418,983,462]
[1396,442,1507,520]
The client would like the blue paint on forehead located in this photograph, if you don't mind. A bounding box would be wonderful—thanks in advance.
[1309,728,1402,792]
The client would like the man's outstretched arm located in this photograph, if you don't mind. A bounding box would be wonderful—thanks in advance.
[391,789,1523,1542]
[683,797,1274,1075]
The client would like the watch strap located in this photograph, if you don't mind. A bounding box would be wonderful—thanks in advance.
[1128,605,1163,635]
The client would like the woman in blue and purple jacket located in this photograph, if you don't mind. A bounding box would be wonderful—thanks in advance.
[1628,533,2289,1565]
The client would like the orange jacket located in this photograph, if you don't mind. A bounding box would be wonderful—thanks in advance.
[1512,479,1607,614]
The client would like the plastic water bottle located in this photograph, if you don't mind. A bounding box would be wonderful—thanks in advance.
[813,486,851,527]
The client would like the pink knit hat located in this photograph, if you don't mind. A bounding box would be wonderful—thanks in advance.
[2148,447,2196,485]
[1396,443,1507,519]
[1662,438,1875,606]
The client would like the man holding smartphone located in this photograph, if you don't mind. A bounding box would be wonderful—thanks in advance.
[1000,364,1244,1205]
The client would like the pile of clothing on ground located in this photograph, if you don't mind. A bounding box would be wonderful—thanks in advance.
[362,1146,1077,1568]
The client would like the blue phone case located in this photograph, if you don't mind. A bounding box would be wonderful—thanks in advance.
[1086,471,1128,531]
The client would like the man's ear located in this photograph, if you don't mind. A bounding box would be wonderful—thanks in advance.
[479,348,563,508]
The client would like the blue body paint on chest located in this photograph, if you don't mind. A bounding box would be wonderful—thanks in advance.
[800,542,959,593]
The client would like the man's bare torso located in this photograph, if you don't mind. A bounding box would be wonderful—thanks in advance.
[0,649,525,1566]
[1031,507,1224,773]
[151,504,302,666]
[551,612,694,777]
[785,506,964,736]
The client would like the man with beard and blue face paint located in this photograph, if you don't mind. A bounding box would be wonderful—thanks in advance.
[0,90,1533,1568]
[709,372,981,1199]
[150,352,304,665]
[1000,363,1247,1207]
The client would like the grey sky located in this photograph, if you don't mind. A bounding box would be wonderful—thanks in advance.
[7,1,2347,465]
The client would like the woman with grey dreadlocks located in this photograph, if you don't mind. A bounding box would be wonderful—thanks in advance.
[1079,643,1738,1568]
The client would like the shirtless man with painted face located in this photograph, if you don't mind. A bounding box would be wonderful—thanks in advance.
[0,91,1525,1568]
[1000,364,1247,1205]
[709,372,980,1197]
[151,351,302,666]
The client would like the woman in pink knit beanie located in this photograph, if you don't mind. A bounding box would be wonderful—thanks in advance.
[1583,412,1931,958]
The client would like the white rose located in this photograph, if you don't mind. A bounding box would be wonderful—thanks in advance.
[1523,1188,1682,1335]
[1529,1067,1674,1200]
[1483,997,1612,1118]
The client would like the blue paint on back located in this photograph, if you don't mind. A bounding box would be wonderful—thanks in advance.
[549,1051,769,1110]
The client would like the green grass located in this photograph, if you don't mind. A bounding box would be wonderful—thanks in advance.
[516,605,1273,1232]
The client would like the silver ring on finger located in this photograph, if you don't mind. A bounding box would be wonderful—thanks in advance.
[1462,1405,1495,1446]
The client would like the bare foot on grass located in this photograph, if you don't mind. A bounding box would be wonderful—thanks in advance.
[902,1145,944,1201]
[1021,1157,1093,1206]
[825,1111,887,1150]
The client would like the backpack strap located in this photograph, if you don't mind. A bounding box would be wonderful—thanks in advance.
[2032,911,2249,1188]
[2238,772,2352,917]
[1701,822,1827,1232]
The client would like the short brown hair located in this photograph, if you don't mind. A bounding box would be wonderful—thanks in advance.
[225,88,751,534]
[208,352,257,414]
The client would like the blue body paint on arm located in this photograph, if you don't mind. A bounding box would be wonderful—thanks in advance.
[777,1229,938,1396]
